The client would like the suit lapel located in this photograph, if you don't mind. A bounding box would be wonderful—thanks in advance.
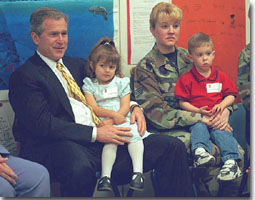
[33,54,75,120]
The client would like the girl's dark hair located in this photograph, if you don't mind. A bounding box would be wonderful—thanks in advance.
[87,36,122,79]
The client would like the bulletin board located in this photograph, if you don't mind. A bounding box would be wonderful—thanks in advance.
[173,0,246,102]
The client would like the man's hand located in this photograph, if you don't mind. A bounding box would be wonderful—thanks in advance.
[0,155,18,185]
[208,108,233,132]
[211,103,225,116]
[96,125,133,145]
[130,106,146,136]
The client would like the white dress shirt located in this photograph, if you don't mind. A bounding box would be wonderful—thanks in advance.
[37,51,97,142]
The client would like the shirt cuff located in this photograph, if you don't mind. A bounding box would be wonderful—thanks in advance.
[130,101,138,107]
[91,127,97,142]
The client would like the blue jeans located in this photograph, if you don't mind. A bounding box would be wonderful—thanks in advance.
[190,122,241,162]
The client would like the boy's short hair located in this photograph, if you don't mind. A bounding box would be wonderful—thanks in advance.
[188,32,214,54]
[150,2,182,29]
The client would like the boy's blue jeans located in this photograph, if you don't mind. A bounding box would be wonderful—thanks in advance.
[190,122,241,162]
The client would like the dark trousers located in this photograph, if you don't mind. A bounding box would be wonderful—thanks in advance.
[21,134,194,197]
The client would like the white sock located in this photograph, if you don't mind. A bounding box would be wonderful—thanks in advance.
[195,147,206,155]
[128,140,144,178]
[101,143,118,178]
[224,159,235,165]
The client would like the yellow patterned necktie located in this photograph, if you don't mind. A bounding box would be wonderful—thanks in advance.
[56,62,100,125]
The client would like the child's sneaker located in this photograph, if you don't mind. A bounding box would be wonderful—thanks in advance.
[129,172,144,191]
[97,176,112,191]
[194,151,216,168]
[217,161,242,181]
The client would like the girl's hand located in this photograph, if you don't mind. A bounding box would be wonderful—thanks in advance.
[113,113,126,125]
[199,106,212,116]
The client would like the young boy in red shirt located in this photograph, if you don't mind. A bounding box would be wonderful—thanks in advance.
[175,32,242,181]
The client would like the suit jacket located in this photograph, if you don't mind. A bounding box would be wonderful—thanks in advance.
[8,52,93,158]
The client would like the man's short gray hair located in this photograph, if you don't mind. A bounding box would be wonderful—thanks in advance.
[30,7,68,35]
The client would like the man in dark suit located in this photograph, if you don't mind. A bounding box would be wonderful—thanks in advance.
[8,7,194,197]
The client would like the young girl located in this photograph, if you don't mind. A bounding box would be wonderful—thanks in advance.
[82,37,151,192]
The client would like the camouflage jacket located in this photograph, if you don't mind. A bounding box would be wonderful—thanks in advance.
[237,43,250,111]
[130,44,203,130]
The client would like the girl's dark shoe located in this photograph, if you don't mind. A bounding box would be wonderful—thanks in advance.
[129,172,144,191]
[97,176,112,191]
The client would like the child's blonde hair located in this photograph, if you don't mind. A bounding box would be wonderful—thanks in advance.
[87,36,123,79]
[150,2,183,29]
[188,32,214,54]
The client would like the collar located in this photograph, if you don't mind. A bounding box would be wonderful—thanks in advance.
[37,50,64,70]
[190,66,218,82]
[95,75,117,86]
[151,44,177,68]
[150,44,191,72]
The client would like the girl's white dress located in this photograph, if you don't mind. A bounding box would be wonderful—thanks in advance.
[82,76,151,142]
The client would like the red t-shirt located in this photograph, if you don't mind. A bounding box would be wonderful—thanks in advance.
[175,66,237,110]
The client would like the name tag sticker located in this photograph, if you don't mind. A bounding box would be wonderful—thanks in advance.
[103,87,118,98]
[206,83,222,93]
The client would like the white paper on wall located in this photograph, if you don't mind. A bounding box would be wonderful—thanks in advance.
[127,0,170,65]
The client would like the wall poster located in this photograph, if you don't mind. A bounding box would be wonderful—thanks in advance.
[0,0,119,100]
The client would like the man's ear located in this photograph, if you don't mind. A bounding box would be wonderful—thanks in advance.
[31,32,39,46]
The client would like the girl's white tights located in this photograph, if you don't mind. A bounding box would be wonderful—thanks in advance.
[128,140,144,175]
[101,143,117,178]
[101,140,144,178]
